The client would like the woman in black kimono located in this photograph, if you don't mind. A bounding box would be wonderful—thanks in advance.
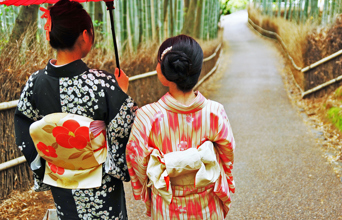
[14,0,136,219]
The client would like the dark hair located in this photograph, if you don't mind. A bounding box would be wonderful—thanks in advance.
[158,35,203,92]
[49,0,94,50]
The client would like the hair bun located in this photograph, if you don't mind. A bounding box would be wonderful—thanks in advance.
[168,52,191,76]
[158,35,203,92]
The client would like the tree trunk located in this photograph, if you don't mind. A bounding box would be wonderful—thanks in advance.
[181,0,197,36]
[8,5,39,47]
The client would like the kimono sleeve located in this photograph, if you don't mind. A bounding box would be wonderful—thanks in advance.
[126,108,153,204]
[14,72,50,192]
[104,94,138,182]
[212,104,235,193]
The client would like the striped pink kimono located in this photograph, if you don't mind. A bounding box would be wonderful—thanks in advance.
[126,92,235,219]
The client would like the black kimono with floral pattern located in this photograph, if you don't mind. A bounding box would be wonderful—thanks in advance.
[14,60,137,220]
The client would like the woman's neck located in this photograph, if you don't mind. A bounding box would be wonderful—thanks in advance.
[169,84,196,106]
[55,49,83,66]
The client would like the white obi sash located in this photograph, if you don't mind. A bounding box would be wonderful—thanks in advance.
[29,113,107,189]
[146,141,220,204]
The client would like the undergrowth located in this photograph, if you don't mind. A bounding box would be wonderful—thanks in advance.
[327,107,342,132]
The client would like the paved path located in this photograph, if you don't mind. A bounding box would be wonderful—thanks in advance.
[209,10,342,219]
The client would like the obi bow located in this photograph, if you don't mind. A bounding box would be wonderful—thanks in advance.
[146,141,220,204]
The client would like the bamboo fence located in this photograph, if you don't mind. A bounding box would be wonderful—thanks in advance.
[248,16,342,98]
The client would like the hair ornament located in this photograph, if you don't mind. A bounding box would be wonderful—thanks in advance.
[40,7,52,41]
[161,46,172,60]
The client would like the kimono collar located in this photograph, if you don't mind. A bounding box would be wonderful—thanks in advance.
[45,59,89,77]
[158,91,207,114]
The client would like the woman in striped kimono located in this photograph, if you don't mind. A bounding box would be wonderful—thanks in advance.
[126,35,235,219]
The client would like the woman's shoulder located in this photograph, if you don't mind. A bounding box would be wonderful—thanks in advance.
[136,102,162,117]
[205,99,224,109]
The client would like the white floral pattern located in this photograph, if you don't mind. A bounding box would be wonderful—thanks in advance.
[106,97,137,181]
[59,70,115,117]
[17,71,42,121]
[72,175,124,220]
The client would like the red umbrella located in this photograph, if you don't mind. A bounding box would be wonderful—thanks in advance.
[0,0,121,76]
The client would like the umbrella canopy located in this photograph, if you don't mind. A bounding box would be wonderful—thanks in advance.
[0,0,102,6]
[0,0,121,75]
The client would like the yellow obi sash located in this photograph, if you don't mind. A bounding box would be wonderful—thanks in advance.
[146,141,220,204]
[29,113,107,189]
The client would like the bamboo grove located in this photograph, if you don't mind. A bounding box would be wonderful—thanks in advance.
[0,0,221,54]
[252,0,342,25]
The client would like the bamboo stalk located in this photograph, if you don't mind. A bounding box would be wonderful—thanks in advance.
[0,100,19,111]
[302,75,342,98]
[0,156,26,172]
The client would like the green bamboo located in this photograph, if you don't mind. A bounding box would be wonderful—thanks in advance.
[268,0,273,17]
[146,0,153,40]
[310,0,318,20]
[151,0,157,40]
[331,0,336,23]
[201,0,209,40]
[322,0,329,25]
[194,0,203,39]
[157,0,164,42]
[302,0,309,22]
[176,0,183,35]
[262,0,267,14]
[299,0,303,23]
[277,0,281,17]
[169,0,174,36]
[288,0,293,21]
[284,0,288,19]
[163,0,169,40]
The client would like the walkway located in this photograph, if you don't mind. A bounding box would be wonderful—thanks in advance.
[209,10,342,219]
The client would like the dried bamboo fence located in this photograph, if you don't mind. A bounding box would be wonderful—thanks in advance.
[248,15,342,99]
[0,43,222,200]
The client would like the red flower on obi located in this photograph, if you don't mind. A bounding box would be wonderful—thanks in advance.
[52,120,90,149]
[37,142,57,158]
[48,162,65,175]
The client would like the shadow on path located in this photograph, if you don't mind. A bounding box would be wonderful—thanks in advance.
[210,10,342,219]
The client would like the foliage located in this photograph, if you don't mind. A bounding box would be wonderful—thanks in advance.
[327,107,342,132]
[220,0,248,15]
